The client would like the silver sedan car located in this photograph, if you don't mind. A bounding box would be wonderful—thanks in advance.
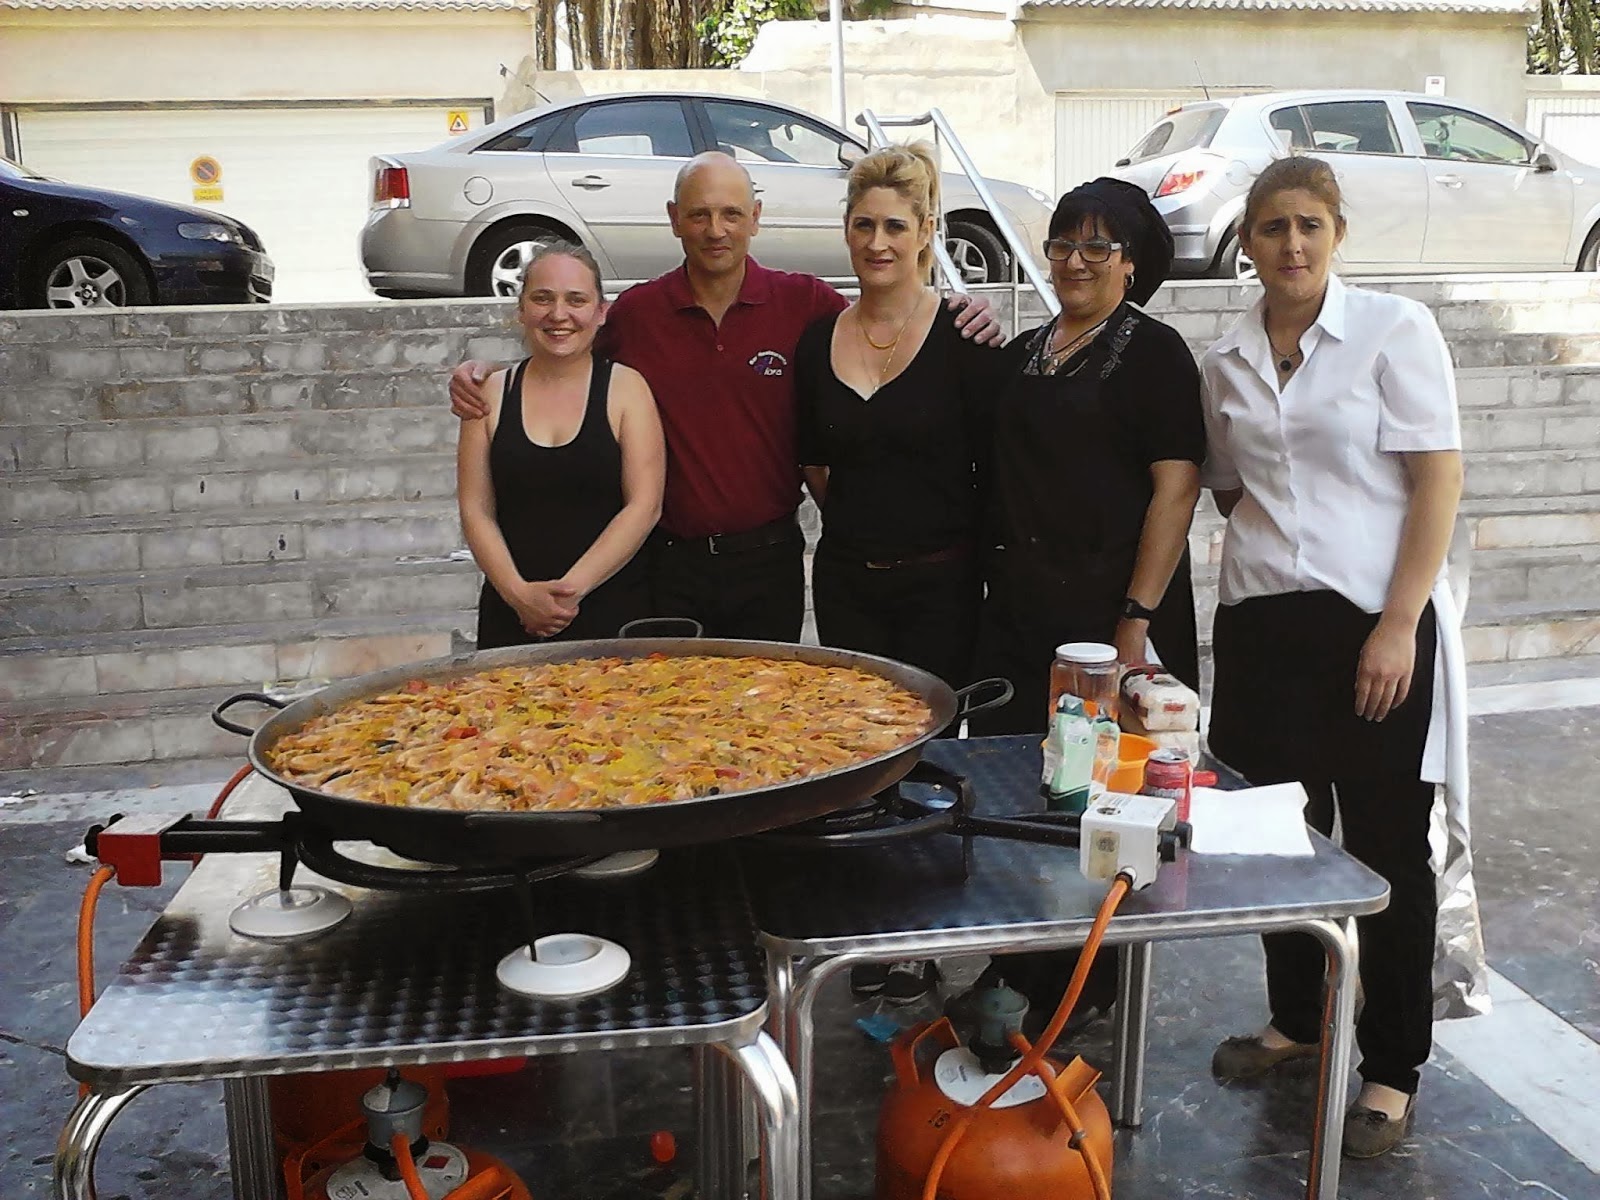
[1110,90,1600,279]
[361,91,1053,297]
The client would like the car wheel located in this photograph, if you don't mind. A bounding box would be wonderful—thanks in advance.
[944,220,1010,285]
[1580,225,1600,273]
[32,237,152,309]
[1208,230,1258,283]
[469,225,567,298]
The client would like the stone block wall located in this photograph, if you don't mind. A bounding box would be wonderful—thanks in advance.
[3,273,1600,772]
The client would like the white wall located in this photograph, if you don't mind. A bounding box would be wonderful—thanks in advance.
[0,10,531,107]
[1018,10,1531,126]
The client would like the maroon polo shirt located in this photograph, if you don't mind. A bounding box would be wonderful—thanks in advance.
[600,258,846,539]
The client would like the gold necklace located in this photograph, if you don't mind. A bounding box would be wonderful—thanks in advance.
[859,297,921,351]
[856,296,924,394]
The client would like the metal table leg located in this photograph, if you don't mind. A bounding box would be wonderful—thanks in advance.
[1302,916,1360,1200]
[786,951,865,1200]
[765,949,796,1057]
[1111,940,1154,1128]
[722,1032,800,1200]
[695,1044,747,1200]
[222,1077,279,1200]
[53,1085,148,1200]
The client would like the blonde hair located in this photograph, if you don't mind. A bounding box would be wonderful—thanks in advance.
[1240,156,1347,240]
[845,142,942,274]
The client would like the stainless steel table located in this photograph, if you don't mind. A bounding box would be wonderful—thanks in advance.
[55,776,797,1200]
[744,735,1389,1200]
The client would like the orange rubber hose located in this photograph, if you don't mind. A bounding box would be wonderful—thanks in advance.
[920,872,1132,1200]
[77,866,116,1019]
[206,762,255,820]
[75,767,249,1097]
[391,1132,430,1200]
[1022,1033,1112,1200]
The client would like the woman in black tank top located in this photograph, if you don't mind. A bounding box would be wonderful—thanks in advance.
[457,245,665,648]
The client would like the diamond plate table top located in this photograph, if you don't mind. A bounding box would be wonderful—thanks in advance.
[68,775,766,1085]
[743,736,1390,956]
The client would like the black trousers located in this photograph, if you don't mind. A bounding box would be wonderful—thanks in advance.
[1260,771,1437,1094]
[649,526,806,642]
[811,545,979,689]
[1211,591,1439,1095]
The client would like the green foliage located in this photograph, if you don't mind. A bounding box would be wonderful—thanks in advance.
[1529,0,1598,74]
[698,0,816,68]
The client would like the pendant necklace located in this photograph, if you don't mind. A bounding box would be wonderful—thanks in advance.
[1269,340,1303,374]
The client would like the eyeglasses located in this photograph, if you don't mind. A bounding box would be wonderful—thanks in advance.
[1043,238,1124,264]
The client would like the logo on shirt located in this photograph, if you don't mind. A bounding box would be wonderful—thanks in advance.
[749,350,788,378]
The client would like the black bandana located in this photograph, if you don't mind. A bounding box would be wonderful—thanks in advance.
[1050,177,1174,306]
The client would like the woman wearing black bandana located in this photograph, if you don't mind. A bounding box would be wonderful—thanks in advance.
[960,179,1207,1024]
[970,178,1206,735]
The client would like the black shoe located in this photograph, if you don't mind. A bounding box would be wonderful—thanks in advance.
[850,963,890,998]
[881,961,939,1005]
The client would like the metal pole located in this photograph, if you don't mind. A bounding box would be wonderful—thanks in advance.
[830,1,846,130]
[222,1077,279,1200]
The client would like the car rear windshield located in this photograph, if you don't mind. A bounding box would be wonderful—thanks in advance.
[0,155,44,179]
[1126,107,1225,163]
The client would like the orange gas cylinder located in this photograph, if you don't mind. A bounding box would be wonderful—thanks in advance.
[301,1142,533,1200]
[271,1066,451,1197]
[290,1069,533,1200]
[875,1018,1114,1200]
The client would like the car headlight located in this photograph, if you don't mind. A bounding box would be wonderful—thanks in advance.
[178,222,242,244]
[1025,186,1052,205]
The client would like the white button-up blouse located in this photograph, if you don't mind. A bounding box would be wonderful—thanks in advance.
[1199,273,1461,614]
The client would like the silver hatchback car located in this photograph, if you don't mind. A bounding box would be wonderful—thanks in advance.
[1110,90,1600,279]
[362,91,1054,298]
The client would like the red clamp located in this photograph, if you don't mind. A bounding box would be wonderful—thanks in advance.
[89,814,189,887]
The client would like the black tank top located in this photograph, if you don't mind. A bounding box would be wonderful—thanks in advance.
[487,356,646,606]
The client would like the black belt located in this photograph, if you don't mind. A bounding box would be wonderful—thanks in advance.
[658,515,799,556]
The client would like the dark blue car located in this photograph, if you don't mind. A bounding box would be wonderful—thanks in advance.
[1,156,273,310]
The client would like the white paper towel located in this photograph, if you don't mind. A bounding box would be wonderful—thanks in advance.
[1187,783,1315,857]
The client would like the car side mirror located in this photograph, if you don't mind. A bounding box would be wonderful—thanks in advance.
[839,142,865,168]
[1532,149,1558,173]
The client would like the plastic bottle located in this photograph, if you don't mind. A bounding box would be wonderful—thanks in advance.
[1043,694,1095,814]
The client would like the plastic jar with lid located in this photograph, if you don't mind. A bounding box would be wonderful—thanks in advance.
[1048,642,1120,722]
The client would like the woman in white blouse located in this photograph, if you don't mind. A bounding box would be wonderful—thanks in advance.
[1199,156,1466,1160]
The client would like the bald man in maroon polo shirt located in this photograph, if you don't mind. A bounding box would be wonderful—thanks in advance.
[450,152,998,642]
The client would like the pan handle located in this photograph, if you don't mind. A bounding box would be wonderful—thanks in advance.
[461,811,607,833]
[617,616,704,639]
[212,692,288,737]
[953,677,1014,717]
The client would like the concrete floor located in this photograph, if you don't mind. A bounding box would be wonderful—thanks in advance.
[2,701,1597,1199]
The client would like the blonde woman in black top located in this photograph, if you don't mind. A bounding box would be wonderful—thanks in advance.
[795,143,998,690]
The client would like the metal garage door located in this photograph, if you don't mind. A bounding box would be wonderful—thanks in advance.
[15,103,486,302]
[1054,91,1257,198]
[1526,95,1600,167]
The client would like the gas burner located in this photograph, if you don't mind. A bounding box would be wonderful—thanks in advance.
[753,760,972,849]
[229,884,352,941]
[496,933,631,998]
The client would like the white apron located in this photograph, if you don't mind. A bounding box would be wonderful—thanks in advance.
[1421,519,1490,1020]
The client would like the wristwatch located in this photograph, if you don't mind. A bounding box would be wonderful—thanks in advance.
[1121,596,1156,621]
